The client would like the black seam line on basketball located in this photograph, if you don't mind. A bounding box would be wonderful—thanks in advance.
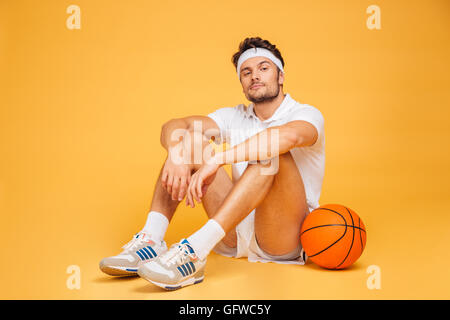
[300,224,366,236]
[307,209,348,258]
[358,217,364,254]
[335,207,355,269]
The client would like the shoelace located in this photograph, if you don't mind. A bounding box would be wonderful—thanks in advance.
[160,243,197,267]
[122,233,154,252]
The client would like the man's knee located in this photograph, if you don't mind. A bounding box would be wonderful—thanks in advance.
[246,158,277,178]
[247,152,294,176]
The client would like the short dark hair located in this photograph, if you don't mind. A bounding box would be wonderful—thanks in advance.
[231,37,285,71]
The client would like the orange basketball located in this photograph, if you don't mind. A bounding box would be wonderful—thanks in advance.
[300,204,367,269]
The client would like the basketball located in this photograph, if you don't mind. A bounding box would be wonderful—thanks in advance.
[300,204,367,269]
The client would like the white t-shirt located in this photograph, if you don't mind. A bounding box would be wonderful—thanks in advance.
[207,92,325,213]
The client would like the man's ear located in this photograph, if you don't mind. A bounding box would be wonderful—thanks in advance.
[278,70,284,85]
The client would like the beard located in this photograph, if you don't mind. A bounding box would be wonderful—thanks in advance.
[247,84,280,104]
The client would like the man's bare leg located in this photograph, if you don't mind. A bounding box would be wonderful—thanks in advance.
[188,140,237,248]
[208,160,276,233]
[198,166,237,248]
[254,151,308,256]
[148,138,227,223]
[210,151,308,256]
[148,159,238,247]
[148,167,182,222]
[148,138,237,247]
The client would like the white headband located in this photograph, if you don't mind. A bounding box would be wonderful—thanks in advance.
[236,47,284,80]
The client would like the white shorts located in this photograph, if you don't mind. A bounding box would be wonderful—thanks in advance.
[212,208,309,265]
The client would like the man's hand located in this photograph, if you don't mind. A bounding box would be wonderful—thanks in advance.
[161,156,192,202]
[186,162,221,208]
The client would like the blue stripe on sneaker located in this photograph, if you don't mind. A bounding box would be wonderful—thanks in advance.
[126,268,138,272]
[147,246,157,257]
[181,264,189,275]
[189,262,196,272]
[185,263,192,274]
[139,249,149,260]
[142,247,153,258]
[177,266,185,277]
[136,251,145,260]
[181,239,195,254]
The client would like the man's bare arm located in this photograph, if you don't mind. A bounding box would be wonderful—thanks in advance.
[213,120,318,165]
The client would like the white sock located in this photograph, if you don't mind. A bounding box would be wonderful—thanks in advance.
[187,219,226,260]
[141,211,169,243]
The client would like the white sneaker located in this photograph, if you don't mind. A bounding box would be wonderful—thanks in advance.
[99,232,167,276]
[138,239,206,290]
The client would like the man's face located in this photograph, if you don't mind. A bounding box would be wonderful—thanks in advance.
[239,56,284,104]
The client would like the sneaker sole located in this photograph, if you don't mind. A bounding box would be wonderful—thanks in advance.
[138,269,204,290]
[149,276,204,291]
[100,265,139,276]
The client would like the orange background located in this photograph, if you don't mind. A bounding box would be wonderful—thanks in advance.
[0,0,449,299]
